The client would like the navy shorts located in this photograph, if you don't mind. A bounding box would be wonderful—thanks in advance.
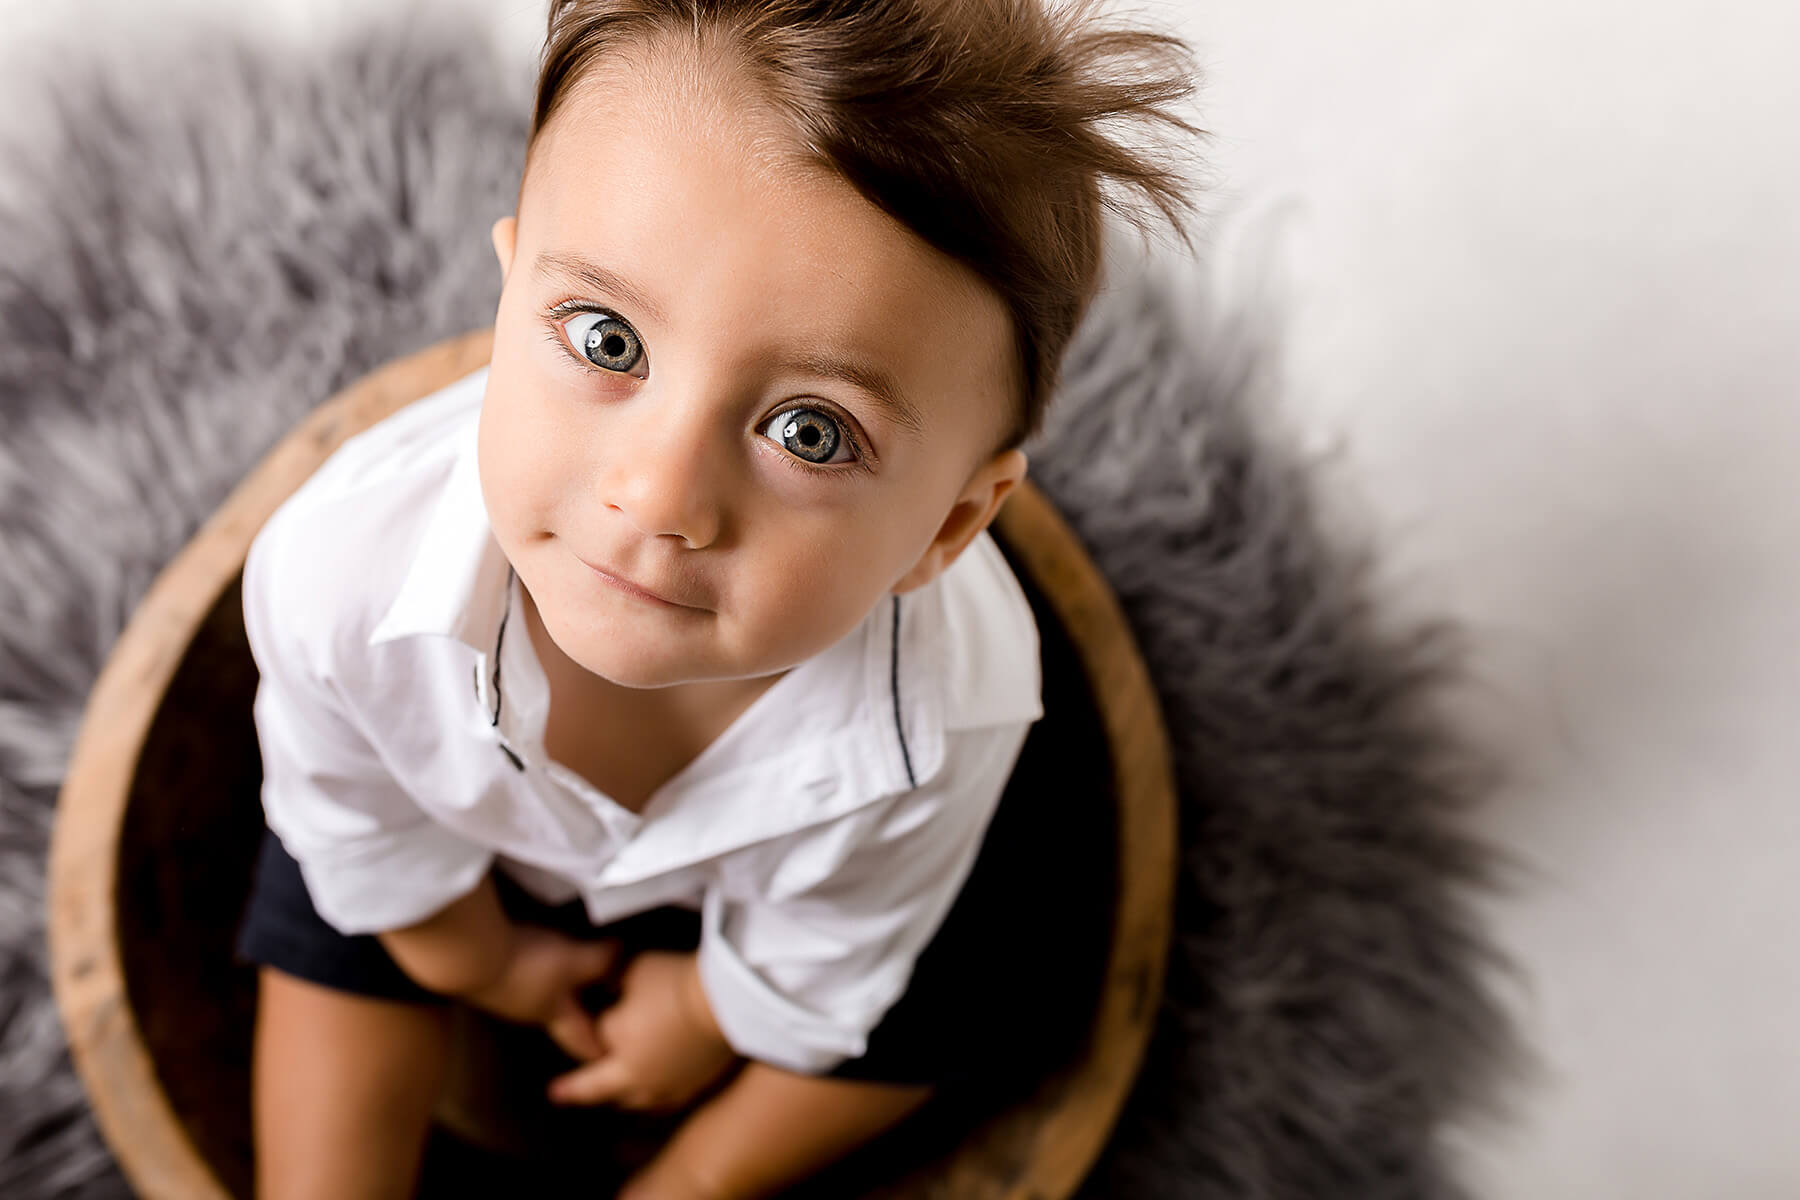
[235,831,699,1005]
[233,779,1110,1089]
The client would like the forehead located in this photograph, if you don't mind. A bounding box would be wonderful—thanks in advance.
[518,37,1018,449]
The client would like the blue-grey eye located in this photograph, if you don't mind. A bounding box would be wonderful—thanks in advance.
[761,407,851,465]
[562,310,646,375]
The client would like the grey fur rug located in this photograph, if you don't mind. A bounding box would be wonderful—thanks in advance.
[0,16,1522,1199]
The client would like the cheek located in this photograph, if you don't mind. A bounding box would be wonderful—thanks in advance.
[479,388,567,529]
[732,504,922,631]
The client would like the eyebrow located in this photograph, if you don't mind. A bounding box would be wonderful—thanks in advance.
[533,252,670,325]
[533,251,927,439]
[786,351,926,441]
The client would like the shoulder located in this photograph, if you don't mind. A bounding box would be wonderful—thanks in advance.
[242,365,487,676]
[919,529,1044,732]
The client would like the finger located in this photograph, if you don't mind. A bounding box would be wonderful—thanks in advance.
[565,936,623,987]
[547,1053,634,1107]
[545,995,605,1061]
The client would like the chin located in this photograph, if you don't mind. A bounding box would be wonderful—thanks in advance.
[525,597,689,691]
[560,637,702,690]
[582,659,693,690]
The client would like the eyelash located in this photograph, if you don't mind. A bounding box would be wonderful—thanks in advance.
[540,298,876,477]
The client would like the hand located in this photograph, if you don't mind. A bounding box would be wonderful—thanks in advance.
[615,1160,723,1200]
[547,950,739,1113]
[461,925,622,1061]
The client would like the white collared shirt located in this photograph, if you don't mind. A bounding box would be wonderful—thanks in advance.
[242,365,1043,1073]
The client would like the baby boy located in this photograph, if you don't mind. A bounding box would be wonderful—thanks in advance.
[234,1,1194,1196]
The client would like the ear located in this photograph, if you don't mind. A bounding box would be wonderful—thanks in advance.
[491,215,518,280]
[891,449,1028,594]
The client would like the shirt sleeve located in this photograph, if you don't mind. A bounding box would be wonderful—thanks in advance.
[243,521,493,935]
[695,721,1030,1074]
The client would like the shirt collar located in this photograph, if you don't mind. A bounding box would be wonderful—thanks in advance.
[366,417,512,657]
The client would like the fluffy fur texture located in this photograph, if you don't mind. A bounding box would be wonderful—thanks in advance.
[0,16,1521,1199]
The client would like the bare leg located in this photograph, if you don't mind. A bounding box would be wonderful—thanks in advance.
[253,968,452,1200]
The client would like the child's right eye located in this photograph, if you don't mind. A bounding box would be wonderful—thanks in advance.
[559,309,648,378]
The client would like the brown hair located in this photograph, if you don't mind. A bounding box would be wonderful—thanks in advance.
[528,0,1199,446]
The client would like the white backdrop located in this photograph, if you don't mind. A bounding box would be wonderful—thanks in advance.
[5,2,1797,1196]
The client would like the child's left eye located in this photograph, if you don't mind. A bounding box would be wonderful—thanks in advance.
[760,407,855,465]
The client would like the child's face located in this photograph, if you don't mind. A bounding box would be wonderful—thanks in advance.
[479,39,1026,691]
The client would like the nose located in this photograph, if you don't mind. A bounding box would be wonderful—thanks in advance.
[599,390,724,549]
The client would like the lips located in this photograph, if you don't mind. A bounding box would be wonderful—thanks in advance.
[576,554,697,609]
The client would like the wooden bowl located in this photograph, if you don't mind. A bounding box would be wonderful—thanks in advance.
[48,330,1175,1199]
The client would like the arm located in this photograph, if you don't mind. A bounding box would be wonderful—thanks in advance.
[378,874,516,995]
[244,525,619,1053]
[379,877,620,1059]
[618,1064,931,1200]
[695,723,1030,1076]
[547,726,1027,1112]
[538,726,1023,1110]
[244,521,495,935]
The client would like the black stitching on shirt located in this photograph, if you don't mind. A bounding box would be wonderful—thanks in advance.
[890,594,916,789]
[490,565,514,728]
[491,567,525,771]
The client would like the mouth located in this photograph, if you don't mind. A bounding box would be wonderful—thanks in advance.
[575,555,699,610]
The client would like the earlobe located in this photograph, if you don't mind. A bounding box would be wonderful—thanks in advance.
[491,216,518,280]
